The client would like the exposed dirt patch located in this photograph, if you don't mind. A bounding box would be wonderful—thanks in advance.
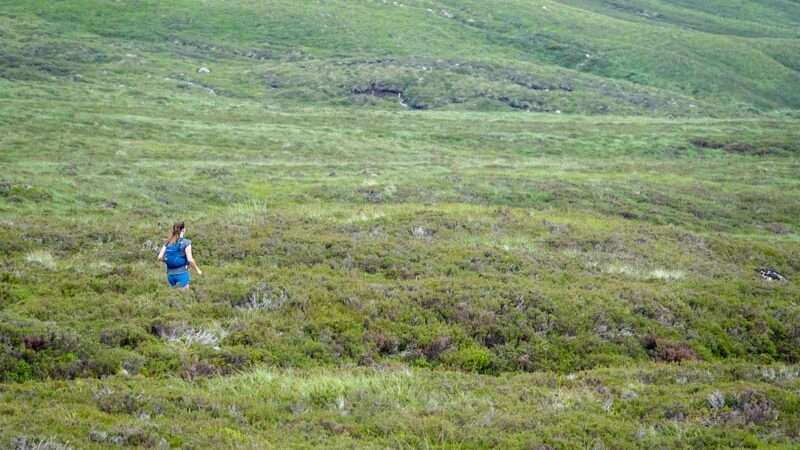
[180,358,220,380]
[690,138,724,149]
[264,71,284,88]
[725,143,759,154]
[496,96,541,110]
[351,81,404,97]
[762,223,792,235]
[350,81,428,109]
[642,335,698,362]
[422,336,453,360]
[690,138,791,155]
[0,51,70,80]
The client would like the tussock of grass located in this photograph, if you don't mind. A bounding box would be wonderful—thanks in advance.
[207,367,417,406]
[9,436,73,450]
[227,199,270,226]
[163,326,227,348]
[24,251,56,270]
[605,264,686,280]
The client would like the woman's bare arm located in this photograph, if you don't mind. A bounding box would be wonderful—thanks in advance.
[158,245,165,262]
[185,245,202,275]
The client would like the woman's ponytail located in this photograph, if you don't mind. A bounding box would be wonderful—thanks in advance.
[166,221,185,245]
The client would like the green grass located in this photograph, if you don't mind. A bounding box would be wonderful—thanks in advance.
[1,0,800,448]
[1,0,800,113]
[2,363,800,449]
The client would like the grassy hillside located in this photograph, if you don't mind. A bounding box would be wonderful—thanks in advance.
[1,1,800,448]
[2,0,800,113]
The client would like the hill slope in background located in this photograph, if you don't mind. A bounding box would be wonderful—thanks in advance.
[1,0,800,115]
[1,1,800,449]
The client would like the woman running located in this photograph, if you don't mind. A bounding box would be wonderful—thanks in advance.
[158,221,202,288]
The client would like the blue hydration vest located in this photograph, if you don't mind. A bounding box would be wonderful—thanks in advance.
[164,238,190,271]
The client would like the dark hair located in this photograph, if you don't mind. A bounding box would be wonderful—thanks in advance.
[166,221,185,245]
